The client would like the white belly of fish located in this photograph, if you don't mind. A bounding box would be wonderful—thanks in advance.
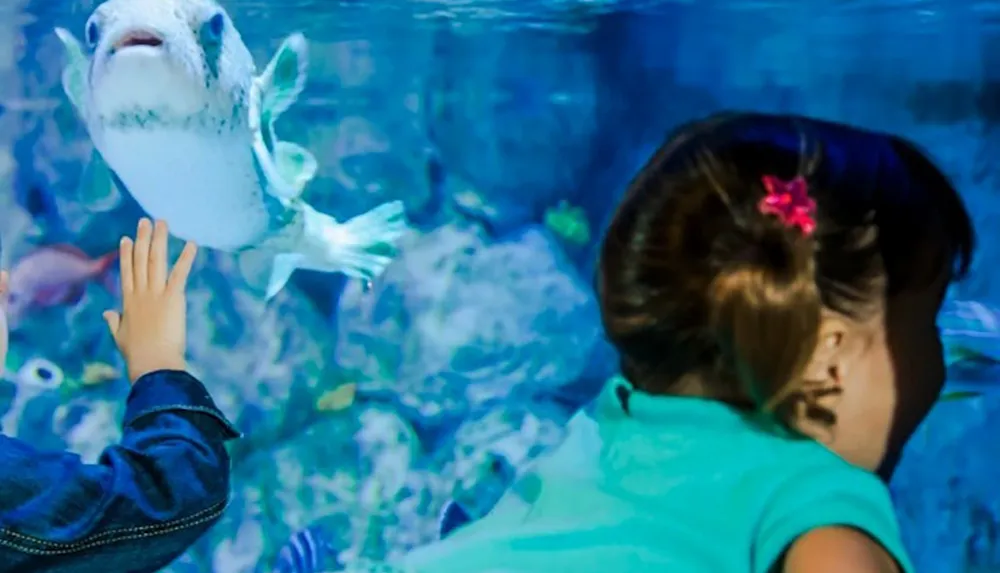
[98,127,272,251]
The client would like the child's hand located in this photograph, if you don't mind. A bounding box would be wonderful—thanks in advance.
[103,218,198,384]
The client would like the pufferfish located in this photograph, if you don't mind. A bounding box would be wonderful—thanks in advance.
[55,0,407,298]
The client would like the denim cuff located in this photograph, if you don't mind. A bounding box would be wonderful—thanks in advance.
[124,370,242,440]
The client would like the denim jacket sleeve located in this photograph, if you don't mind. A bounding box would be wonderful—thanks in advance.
[0,369,241,573]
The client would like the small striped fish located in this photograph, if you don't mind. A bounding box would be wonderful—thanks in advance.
[272,525,341,573]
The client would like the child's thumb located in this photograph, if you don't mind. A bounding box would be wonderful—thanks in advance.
[102,311,121,336]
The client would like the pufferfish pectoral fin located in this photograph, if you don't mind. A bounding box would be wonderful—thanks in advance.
[54,28,89,115]
[257,32,309,122]
[250,128,312,201]
[273,141,318,194]
[236,247,303,301]
[77,149,125,213]
[248,79,314,202]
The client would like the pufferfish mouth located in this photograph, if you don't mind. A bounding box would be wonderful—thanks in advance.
[112,30,164,51]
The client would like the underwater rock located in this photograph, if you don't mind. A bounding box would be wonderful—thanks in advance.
[375,469,452,559]
[50,394,123,459]
[9,274,120,363]
[207,420,361,573]
[432,401,568,487]
[261,468,450,573]
[353,405,424,495]
[335,223,605,432]
[0,146,43,266]
[424,400,569,538]
[334,468,452,567]
[0,349,128,458]
[292,114,441,225]
[157,552,207,573]
[184,250,338,453]
[5,246,340,460]
[206,475,273,573]
[891,397,1000,572]
[260,403,570,566]
[207,407,424,572]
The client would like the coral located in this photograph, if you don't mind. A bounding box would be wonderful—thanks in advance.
[335,223,605,431]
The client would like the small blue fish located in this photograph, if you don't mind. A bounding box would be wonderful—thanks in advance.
[944,355,1000,396]
[438,453,517,538]
[437,501,472,539]
[271,526,340,573]
[935,298,1000,399]
[939,298,1000,362]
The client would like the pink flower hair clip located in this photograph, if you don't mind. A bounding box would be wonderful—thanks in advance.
[758,175,816,236]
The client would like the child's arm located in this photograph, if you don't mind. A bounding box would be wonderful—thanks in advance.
[0,219,236,571]
[0,368,239,572]
[752,461,913,573]
[783,527,900,573]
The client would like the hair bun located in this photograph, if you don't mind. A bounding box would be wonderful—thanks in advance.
[707,221,820,409]
[746,227,802,279]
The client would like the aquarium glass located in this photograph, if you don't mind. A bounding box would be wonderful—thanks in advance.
[1,0,999,571]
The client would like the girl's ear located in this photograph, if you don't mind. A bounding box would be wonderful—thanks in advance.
[801,317,848,386]
[790,316,849,442]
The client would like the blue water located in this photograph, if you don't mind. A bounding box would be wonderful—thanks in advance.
[2,0,1000,571]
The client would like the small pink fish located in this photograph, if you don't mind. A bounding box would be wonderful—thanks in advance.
[6,245,118,327]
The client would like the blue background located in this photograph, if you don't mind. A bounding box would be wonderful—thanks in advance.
[1,1,998,571]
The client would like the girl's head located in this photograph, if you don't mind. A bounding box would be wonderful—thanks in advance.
[599,112,975,474]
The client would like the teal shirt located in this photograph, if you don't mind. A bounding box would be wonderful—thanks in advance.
[393,378,914,573]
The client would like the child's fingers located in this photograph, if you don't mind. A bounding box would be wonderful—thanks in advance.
[119,237,134,294]
[149,220,169,290]
[0,271,8,306]
[102,310,120,337]
[166,242,198,295]
[132,218,152,291]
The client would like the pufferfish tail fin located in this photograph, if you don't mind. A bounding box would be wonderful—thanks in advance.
[298,200,408,282]
[237,201,408,300]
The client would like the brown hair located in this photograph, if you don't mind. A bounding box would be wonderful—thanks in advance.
[598,112,974,426]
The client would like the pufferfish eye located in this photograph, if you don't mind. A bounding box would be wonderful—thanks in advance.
[84,15,101,48]
[201,12,225,43]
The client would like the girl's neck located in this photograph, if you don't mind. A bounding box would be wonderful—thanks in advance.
[653,373,754,410]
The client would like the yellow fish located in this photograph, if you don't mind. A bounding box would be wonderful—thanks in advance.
[82,362,119,385]
[938,390,982,402]
[544,200,591,246]
[316,383,357,412]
